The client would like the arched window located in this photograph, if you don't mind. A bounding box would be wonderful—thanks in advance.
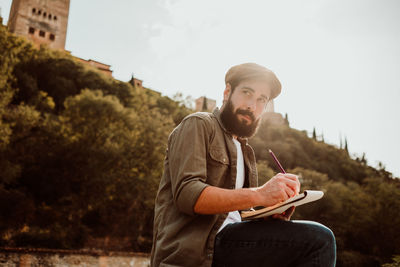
[49,34,55,41]
[28,27,35,34]
[32,8,36,14]
[54,15,57,20]
[43,12,47,17]
[38,10,41,15]
[39,30,45,37]
[49,14,52,19]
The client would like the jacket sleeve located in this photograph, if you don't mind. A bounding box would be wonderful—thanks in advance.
[167,115,212,216]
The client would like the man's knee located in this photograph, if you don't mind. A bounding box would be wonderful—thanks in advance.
[314,222,335,248]
[305,221,336,261]
[295,221,336,250]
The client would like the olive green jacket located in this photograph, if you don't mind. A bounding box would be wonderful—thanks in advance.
[151,108,258,267]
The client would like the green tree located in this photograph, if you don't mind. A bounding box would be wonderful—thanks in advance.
[344,137,349,155]
[284,113,289,126]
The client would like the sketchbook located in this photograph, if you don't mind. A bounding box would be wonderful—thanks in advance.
[241,190,324,220]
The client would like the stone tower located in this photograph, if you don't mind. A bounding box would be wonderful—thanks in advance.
[195,96,216,112]
[7,0,70,50]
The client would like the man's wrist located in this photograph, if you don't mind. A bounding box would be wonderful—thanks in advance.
[247,187,263,207]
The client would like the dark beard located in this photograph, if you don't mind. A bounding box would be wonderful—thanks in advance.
[220,98,261,138]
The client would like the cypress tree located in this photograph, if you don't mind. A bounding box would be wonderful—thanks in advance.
[284,113,289,126]
[202,96,208,111]
[312,127,317,140]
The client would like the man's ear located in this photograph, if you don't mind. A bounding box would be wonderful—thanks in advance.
[223,83,232,102]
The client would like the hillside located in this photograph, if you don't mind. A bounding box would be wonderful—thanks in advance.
[251,118,400,266]
[1,23,399,267]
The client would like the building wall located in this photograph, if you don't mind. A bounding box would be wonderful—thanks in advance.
[128,76,143,88]
[7,0,70,50]
[195,96,217,112]
[74,57,113,77]
[262,111,286,126]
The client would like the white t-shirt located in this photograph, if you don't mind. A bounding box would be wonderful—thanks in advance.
[218,138,245,232]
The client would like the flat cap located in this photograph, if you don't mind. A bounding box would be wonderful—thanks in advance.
[225,63,282,99]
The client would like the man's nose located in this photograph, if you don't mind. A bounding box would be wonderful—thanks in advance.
[246,99,257,112]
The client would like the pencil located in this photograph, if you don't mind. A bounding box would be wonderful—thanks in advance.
[268,149,286,174]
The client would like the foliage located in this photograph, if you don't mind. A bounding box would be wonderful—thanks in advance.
[250,121,385,184]
[0,24,190,251]
[253,121,400,266]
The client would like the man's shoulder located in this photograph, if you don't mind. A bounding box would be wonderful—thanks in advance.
[171,112,217,137]
[168,111,218,145]
[182,111,215,123]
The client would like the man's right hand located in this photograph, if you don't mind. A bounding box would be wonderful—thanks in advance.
[193,173,300,215]
[256,173,300,207]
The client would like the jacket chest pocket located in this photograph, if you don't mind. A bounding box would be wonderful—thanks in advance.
[207,147,230,186]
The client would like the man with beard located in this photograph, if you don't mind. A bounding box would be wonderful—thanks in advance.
[150,63,336,267]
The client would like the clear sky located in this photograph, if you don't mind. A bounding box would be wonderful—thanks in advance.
[1,0,399,177]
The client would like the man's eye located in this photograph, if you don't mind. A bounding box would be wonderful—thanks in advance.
[258,98,266,103]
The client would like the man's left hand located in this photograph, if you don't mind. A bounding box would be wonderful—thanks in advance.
[271,206,295,221]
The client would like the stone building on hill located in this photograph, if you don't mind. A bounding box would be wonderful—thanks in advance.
[7,0,115,79]
[74,57,113,77]
[195,96,216,112]
[128,75,143,88]
[7,0,70,50]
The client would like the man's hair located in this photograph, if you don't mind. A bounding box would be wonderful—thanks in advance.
[225,63,282,99]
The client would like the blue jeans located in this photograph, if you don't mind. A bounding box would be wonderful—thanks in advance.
[212,220,336,267]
